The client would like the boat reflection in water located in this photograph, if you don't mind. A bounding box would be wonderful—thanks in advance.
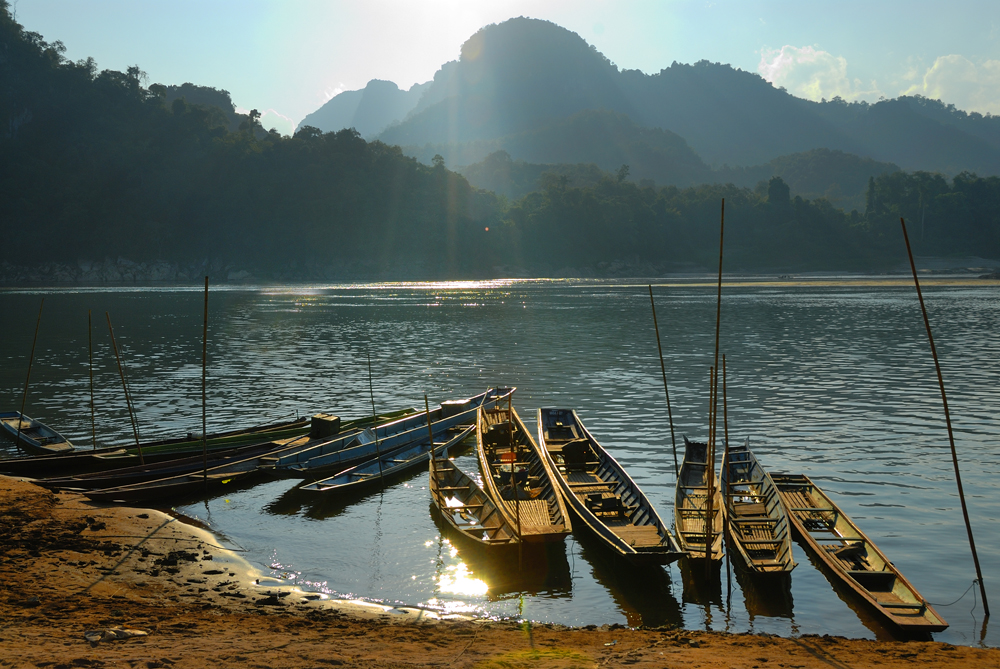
[732,565,794,621]
[678,556,725,630]
[427,503,572,602]
[573,526,683,628]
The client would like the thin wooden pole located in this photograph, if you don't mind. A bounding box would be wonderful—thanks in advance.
[106,312,144,465]
[202,277,209,486]
[722,354,732,601]
[704,365,716,576]
[900,217,989,617]
[704,198,725,578]
[367,349,385,486]
[424,395,437,477]
[88,309,96,450]
[648,285,679,477]
[15,299,44,451]
[511,392,522,572]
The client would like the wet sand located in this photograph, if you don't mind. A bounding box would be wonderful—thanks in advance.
[1,476,996,668]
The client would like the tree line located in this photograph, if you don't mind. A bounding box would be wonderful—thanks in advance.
[2,2,998,278]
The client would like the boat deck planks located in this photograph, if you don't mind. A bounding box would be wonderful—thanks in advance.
[722,440,796,573]
[773,473,947,633]
[538,408,684,564]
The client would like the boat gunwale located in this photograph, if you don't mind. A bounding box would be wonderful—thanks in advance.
[537,407,685,564]
[773,472,948,633]
[475,404,571,542]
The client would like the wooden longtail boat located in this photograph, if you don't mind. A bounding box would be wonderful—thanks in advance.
[537,408,684,564]
[0,415,318,477]
[0,412,74,455]
[269,389,511,477]
[298,423,476,495]
[721,438,795,573]
[80,409,424,503]
[82,435,320,503]
[429,441,519,547]
[37,442,279,491]
[675,436,724,561]
[476,404,571,543]
[773,473,948,633]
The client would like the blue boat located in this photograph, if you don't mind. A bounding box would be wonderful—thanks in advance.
[0,411,74,455]
[299,423,476,494]
[267,388,513,477]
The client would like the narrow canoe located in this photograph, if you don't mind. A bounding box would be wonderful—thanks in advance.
[81,410,421,503]
[537,407,685,565]
[721,438,796,573]
[37,441,280,491]
[429,440,519,548]
[476,404,571,543]
[0,411,420,479]
[0,414,319,477]
[773,473,947,634]
[675,436,725,562]
[298,422,476,494]
[268,389,510,477]
[82,434,320,503]
[0,412,74,455]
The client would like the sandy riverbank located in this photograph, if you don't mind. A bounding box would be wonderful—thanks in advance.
[1,476,996,668]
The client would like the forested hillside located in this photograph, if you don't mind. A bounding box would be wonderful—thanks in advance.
[2,3,1000,283]
[369,18,1000,178]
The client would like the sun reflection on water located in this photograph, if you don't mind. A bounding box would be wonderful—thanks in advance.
[438,562,488,597]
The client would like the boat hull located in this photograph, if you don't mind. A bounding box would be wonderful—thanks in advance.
[773,473,947,634]
[721,439,796,574]
[538,408,684,565]
[476,404,571,543]
[0,412,74,455]
[675,437,724,562]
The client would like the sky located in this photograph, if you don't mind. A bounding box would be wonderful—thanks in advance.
[12,0,1000,135]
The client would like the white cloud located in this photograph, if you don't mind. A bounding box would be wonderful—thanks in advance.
[758,45,881,102]
[261,109,296,136]
[235,107,297,136]
[903,55,1000,114]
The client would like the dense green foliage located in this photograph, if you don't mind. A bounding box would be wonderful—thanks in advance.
[3,4,1000,280]
[0,4,499,275]
[716,149,900,212]
[458,151,610,200]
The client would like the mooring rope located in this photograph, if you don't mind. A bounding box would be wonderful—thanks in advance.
[929,579,979,608]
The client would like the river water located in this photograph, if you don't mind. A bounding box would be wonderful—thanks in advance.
[1,279,996,647]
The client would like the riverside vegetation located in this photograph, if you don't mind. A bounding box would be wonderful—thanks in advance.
[3,4,1000,281]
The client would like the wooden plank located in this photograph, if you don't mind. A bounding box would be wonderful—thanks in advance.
[614,524,662,548]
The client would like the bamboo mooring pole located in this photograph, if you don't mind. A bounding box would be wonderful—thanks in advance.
[202,277,209,485]
[88,309,96,450]
[704,198,726,577]
[648,285,679,477]
[722,354,732,601]
[424,395,437,477]
[366,349,385,486]
[900,217,989,617]
[511,392,522,572]
[106,312,144,465]
[15,299,44,451]
[703,365,715,576]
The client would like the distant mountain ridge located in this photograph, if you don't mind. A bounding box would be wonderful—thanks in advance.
[303,17,1000,182]
[300,79,430,139]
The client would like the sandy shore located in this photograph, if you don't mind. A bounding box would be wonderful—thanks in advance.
[1,476,996,668]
